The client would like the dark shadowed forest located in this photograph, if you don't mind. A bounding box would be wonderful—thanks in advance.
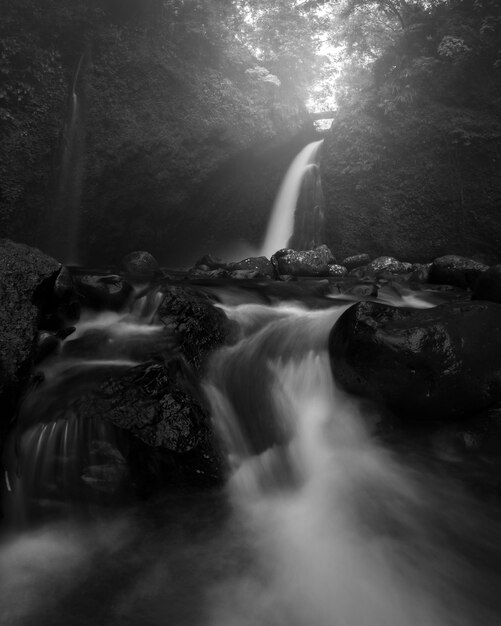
[2,3,501,626]
[2,0,501,264]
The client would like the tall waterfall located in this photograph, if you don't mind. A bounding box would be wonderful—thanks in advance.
[47,52,87,264]
[261,139,324,258]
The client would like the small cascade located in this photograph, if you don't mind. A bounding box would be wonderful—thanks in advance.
[2,286,167,526]
[46,52,87,264]
[203,300,501,626]
[261,139,324,258]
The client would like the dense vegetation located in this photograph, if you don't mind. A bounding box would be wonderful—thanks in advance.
[1,0,501,263]
[321,0,501,261]
[0,0,312,265]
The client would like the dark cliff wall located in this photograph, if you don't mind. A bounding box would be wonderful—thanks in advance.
[321,105,501,264]
[0,1,311,267]
[320,0,501,265]
[81,27,311,266]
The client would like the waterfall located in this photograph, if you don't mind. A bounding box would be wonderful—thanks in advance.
[261,139,324,258]
[47,52,87,264]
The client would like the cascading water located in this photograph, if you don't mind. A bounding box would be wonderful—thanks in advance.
[1,282,501,626]
[1,285,166,526]
[204,299,501,626]
[46,52,87,264]
[261,139,324,258]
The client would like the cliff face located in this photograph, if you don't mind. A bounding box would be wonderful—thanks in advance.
[81,27,310,266]
[1,2,310,267]
[321,104,501,264]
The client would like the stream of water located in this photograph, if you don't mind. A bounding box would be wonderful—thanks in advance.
[1,283,501,625]
[261,139,324,257]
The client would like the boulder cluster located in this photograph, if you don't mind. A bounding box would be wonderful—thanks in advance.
[0,243,235,495]
[188,244,501,469]
[188,246,501,296]
[3,238,501,499]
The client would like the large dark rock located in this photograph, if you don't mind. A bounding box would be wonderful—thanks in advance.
[82,362,206,451]
[275,245,335,277]
[429,255,488,290]
[229,256,275,279]
[121,251,160,282]
[85,284,236,482]
[366,256,413,276]
[342,254,371,271]
[329,300,501,422]
[157,285,236,372]
[473,264,501,303]
[0,240,60,413]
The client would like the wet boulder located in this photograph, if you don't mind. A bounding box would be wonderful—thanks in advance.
[366,256,413,276]
[329,300,501,422]
[121,250,160,282]
[76,360,225,485]
[429,255,488,290]
[84,362,208,452]
[0,239,59,413]
[327,264,348,278]
[228,256,274,279]
[65,284,234,486]
[275,244,335,277]
[341,254,371,271]
[157,285,236,372]
[270,248,294,274]
[472,264,501,303]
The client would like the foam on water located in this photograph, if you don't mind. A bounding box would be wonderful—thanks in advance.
[2,290,501,626]
[204,302,501,626]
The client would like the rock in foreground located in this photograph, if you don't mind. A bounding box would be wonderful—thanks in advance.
[329,300,501,421]
[0,239,59,409]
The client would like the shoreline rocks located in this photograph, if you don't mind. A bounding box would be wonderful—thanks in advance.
[429,255,488,290]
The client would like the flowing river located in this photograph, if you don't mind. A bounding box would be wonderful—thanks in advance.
[1,282,501,626]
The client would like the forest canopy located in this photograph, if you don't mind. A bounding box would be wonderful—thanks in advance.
[1,0,501,262]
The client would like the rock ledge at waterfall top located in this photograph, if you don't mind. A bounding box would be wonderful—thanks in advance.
[273,245,336,277]
[329,300,501,422]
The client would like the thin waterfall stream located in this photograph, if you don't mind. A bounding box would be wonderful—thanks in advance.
[47,52,87,264]
[1,281,501,625]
